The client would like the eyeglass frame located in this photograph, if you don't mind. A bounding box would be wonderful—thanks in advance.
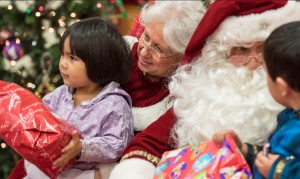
[140,32,179,59]
[227,53,264,66]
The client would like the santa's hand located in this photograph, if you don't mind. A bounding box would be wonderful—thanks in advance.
[52,130,82,170]
[213,129,248,157]
[255,152,279,178]
[212,129,244,149]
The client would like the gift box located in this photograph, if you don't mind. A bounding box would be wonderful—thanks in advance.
[154,135,252,179]
[0,80,80,178]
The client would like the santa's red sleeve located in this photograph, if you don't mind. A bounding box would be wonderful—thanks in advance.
[109,108,175,179]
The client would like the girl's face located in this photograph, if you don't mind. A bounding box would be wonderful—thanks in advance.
[59,37,95,89]
[228,41,265,70]
[137,20,182,81]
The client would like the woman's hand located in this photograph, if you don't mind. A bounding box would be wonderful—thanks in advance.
[255,152,279,178]
[52,130,82,170]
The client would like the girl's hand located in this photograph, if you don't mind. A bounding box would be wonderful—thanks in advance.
[255,152,280,178]
[52,130,82,170]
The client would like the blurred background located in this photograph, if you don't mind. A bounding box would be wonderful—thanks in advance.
[0,0,153,178]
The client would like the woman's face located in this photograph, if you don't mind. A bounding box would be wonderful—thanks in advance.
[228,41,265,70]
[137,20,182,81]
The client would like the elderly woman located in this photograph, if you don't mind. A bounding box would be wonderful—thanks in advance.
[122,1,205,134]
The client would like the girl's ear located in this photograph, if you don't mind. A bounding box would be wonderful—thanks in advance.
[276,77,290,97]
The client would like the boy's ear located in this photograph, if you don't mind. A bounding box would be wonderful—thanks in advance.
[276,77,290,96]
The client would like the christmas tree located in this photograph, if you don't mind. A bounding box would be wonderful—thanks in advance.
[0,0,127,178]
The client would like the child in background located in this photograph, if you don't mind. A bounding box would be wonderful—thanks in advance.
[25,17,134,179]
[213,21,300,179]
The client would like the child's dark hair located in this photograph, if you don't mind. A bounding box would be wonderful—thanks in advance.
[264,21,300,92]
[59,17,132,86]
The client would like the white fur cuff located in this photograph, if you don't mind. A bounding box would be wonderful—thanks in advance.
[24,160,50,179]
[109,158,156,179]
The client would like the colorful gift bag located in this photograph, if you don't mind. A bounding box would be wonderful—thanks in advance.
[0,80,80,178]
[154,135,252,179]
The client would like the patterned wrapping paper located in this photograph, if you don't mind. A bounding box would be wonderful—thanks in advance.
[154,135,252,179]
[0,80,80,178]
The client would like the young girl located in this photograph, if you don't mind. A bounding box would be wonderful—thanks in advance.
[25,17,134,179]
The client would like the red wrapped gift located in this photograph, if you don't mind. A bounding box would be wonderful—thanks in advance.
[154,135,252,179]
[0,81,80,178]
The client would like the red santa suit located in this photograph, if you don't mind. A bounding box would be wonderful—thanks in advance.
[110,0,300,178]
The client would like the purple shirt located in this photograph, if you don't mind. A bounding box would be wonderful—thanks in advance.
[42,81,134,170]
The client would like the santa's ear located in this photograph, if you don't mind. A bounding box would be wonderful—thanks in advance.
[276,77,290,96]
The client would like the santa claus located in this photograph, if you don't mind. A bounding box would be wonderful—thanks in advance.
[110,0,300,178]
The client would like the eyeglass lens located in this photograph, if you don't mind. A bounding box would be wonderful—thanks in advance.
[229,54,263,66]
[141,33,177,59]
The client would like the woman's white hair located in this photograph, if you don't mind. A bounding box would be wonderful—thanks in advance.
[140,1,206,54]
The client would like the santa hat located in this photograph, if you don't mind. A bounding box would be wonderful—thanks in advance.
[182,0,300,64]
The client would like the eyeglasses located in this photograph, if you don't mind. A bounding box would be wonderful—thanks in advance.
[228,53,263,66]
[141,33,178,59]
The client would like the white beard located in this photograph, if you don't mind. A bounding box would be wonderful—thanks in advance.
[169,46,284,148]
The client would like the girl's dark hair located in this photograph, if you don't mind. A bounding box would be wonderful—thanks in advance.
[59,17,132,86]
[264,21,300,92]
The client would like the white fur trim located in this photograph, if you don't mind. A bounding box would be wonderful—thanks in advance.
[109,158,156,179]
[133,95,174,131]
[57,169,94,179]
[25,160,96,179]
[96,162,117,179]
[123,35,138,50]
[211,1,300,46]
[24,160,50,179]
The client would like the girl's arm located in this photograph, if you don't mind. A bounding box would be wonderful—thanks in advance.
[78,96,134,163]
